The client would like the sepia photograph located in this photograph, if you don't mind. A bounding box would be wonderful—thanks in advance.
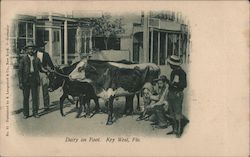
[10,10,190,138]
[0,1,249,157]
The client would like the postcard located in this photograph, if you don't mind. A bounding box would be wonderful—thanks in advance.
[0,1,249,156]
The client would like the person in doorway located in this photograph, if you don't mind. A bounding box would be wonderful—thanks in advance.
[166,55,189,138]
[18,42,41,118]
[36,42,54,111]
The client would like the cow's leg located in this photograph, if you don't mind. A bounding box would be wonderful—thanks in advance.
[125,95,134,115]
[124,95,134,115]
[59,94,67,117]
[124,96,129,115]
[67,96,75,104]
[86,99,91,117]
[93,97,100,113]
[106,97,114,125]
[76,96,86,118]
[75,100,79,109]
[136,93,141,112]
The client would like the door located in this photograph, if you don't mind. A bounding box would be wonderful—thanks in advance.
[52,29,62,65]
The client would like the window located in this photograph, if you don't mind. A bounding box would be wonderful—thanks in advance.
[18,22,26,37]
[53,30,60,42]
[27,23,33,38]
[44,30,49,41]
[10,21,35,55]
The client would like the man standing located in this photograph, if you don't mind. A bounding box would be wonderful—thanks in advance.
[18,42,41,118]
[166,55,189,137]
[36,42,54,111]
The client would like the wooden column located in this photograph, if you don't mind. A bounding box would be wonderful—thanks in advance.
[142,12,149,63]
[33,23,36,44]
[84,34,87,54]
[59,29,62,64]
[172,35,175,56]
[150,29,153,63]
[48,13,53,57]
[178,34,181,57]
[165,33,168,59]
[89,29,92,52]
[64,19,68,64]
[157,31,160,65]
[25,23,28,44]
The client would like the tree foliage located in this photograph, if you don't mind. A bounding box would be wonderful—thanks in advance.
[92,13,124,50]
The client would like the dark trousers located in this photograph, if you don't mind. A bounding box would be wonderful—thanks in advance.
[168,91,184,134]
[153,105,169,126]
[22,73,39,116]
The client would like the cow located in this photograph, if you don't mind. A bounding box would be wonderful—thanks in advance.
[47,62,100,118]
[69,59,160,125]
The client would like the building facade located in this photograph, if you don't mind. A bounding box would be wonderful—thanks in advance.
[10,11,190,67]
[120,12,191,65]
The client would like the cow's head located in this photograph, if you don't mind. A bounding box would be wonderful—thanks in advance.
[69,59,88,81]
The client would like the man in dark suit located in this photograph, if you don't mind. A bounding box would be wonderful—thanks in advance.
[36,42,54,111]
[18,42,41,119]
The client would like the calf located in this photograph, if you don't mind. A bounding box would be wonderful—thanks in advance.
[59,80,100,118]
[48,64,100,117]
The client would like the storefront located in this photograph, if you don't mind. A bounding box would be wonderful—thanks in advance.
[132,16,190,65]
[10,13,94,66]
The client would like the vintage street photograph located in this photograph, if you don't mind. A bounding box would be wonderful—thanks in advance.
[1,1,249,157]
[10,10,190,137]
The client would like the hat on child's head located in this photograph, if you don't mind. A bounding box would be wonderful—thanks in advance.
[153,75,168,83]
[142,82,153,92]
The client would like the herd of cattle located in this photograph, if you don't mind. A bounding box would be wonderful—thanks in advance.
[47,59,161,125]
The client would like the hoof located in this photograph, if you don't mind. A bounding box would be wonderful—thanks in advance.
[86,114,91,118]
[95,109,100,113]
[82,113,87,117]
[106,121,113,125]
[61,114,65,117]
[136,107,141,112]
[75,115,81,118]
[126,112,133,116]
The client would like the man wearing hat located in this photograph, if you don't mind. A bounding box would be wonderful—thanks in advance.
[18,42,41,118]
[36,42,54,111]
[144,75,170,128]
[166,55,188,137]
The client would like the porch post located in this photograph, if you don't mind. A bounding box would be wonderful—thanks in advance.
[157,31,160,65]
[89,28,92,52]
[33,23,36,44]
[142,12,149,63]
[64,19,68,64]
[165,33,168,58]
[178,34,181,57]
[150,28,153,63]
[48,13,53,57]
[172,35,175,56]
[84,34,87,54]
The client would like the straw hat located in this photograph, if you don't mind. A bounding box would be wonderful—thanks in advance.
[167,55,182,66]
